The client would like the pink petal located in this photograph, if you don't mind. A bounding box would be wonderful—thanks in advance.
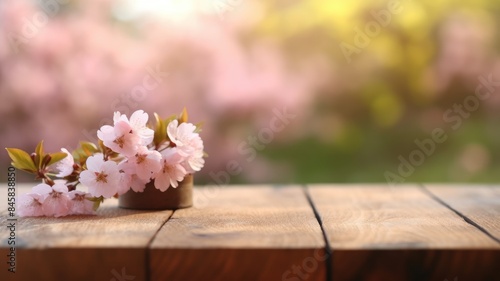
[129,110,148,129]
[17,193,46,217]
[167,120,179,143]
[86,155,104,171]
[113,111,128,124]
[116,173,131,195]
[42,195,71,217]
[154,172,170,192]
[32,183,52,195]
[97,125,115,142]
[52,183,69,193]
[67,191,95,215]
[79,170,94,186]
[130,175,148,192]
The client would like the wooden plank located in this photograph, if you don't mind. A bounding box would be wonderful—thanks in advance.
[425,184,500,242]
[308,184,500,281]
[0,184,172,281]
[150,186,326,281]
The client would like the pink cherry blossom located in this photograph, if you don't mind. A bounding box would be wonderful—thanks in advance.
[117,171,132,195]
[167,120,198,149]
[68,190,95,215]
[117,161,150,194]
[167,120,205,173]
[154,148,187,191]
[80,155,121,198]
[97,110,154,156]
[120,146,162,182]
[114,110,154,145]
[52,148,75,177]
[129,175,149,192]
[97,120,141,157]
[129,110,154,145]
[119,171,149,193]
[33,183,71,217]
[17,193,46,217]
[183,149,205,174]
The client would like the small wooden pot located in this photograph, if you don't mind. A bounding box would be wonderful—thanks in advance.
[118,175,193,210]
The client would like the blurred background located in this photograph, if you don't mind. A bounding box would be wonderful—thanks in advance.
[1,0,500,185]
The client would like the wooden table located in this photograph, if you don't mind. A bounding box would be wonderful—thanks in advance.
[1,184,499,281]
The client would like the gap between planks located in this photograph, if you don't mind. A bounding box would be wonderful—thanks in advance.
[145,210,176,281]
[303,185,333,281]
[419,184,500,245]
[148,185,326,281]
[307,184,500,281]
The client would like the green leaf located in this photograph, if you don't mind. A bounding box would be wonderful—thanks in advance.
[87,196,104,211]
[47,152,68,166]
[178,107,189,123]
[71,141,101,165]
[5,148,37,173]
[194,122,204,133]
[153,112,166,146]
[92,200,101,211]
[164,114,177,124]
[154,112,161,125]
[98,140,107,153]
[35,140,45,169]
[80,141,98,155]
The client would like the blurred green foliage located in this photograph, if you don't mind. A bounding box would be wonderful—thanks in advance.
[245,0,500,184]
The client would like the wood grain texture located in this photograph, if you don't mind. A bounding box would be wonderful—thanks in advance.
[1,184,499,281]
[425,184,500,242]
[332,249,500,281]
[150,186,326,281]
[308,184,500,280]
[0,184,172,281]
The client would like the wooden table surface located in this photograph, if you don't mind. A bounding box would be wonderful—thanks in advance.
[1,184,499,281]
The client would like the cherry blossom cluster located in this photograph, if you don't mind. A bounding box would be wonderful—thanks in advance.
[84,110,204,196]
[18,183,94,217]
[7,109,205,217]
